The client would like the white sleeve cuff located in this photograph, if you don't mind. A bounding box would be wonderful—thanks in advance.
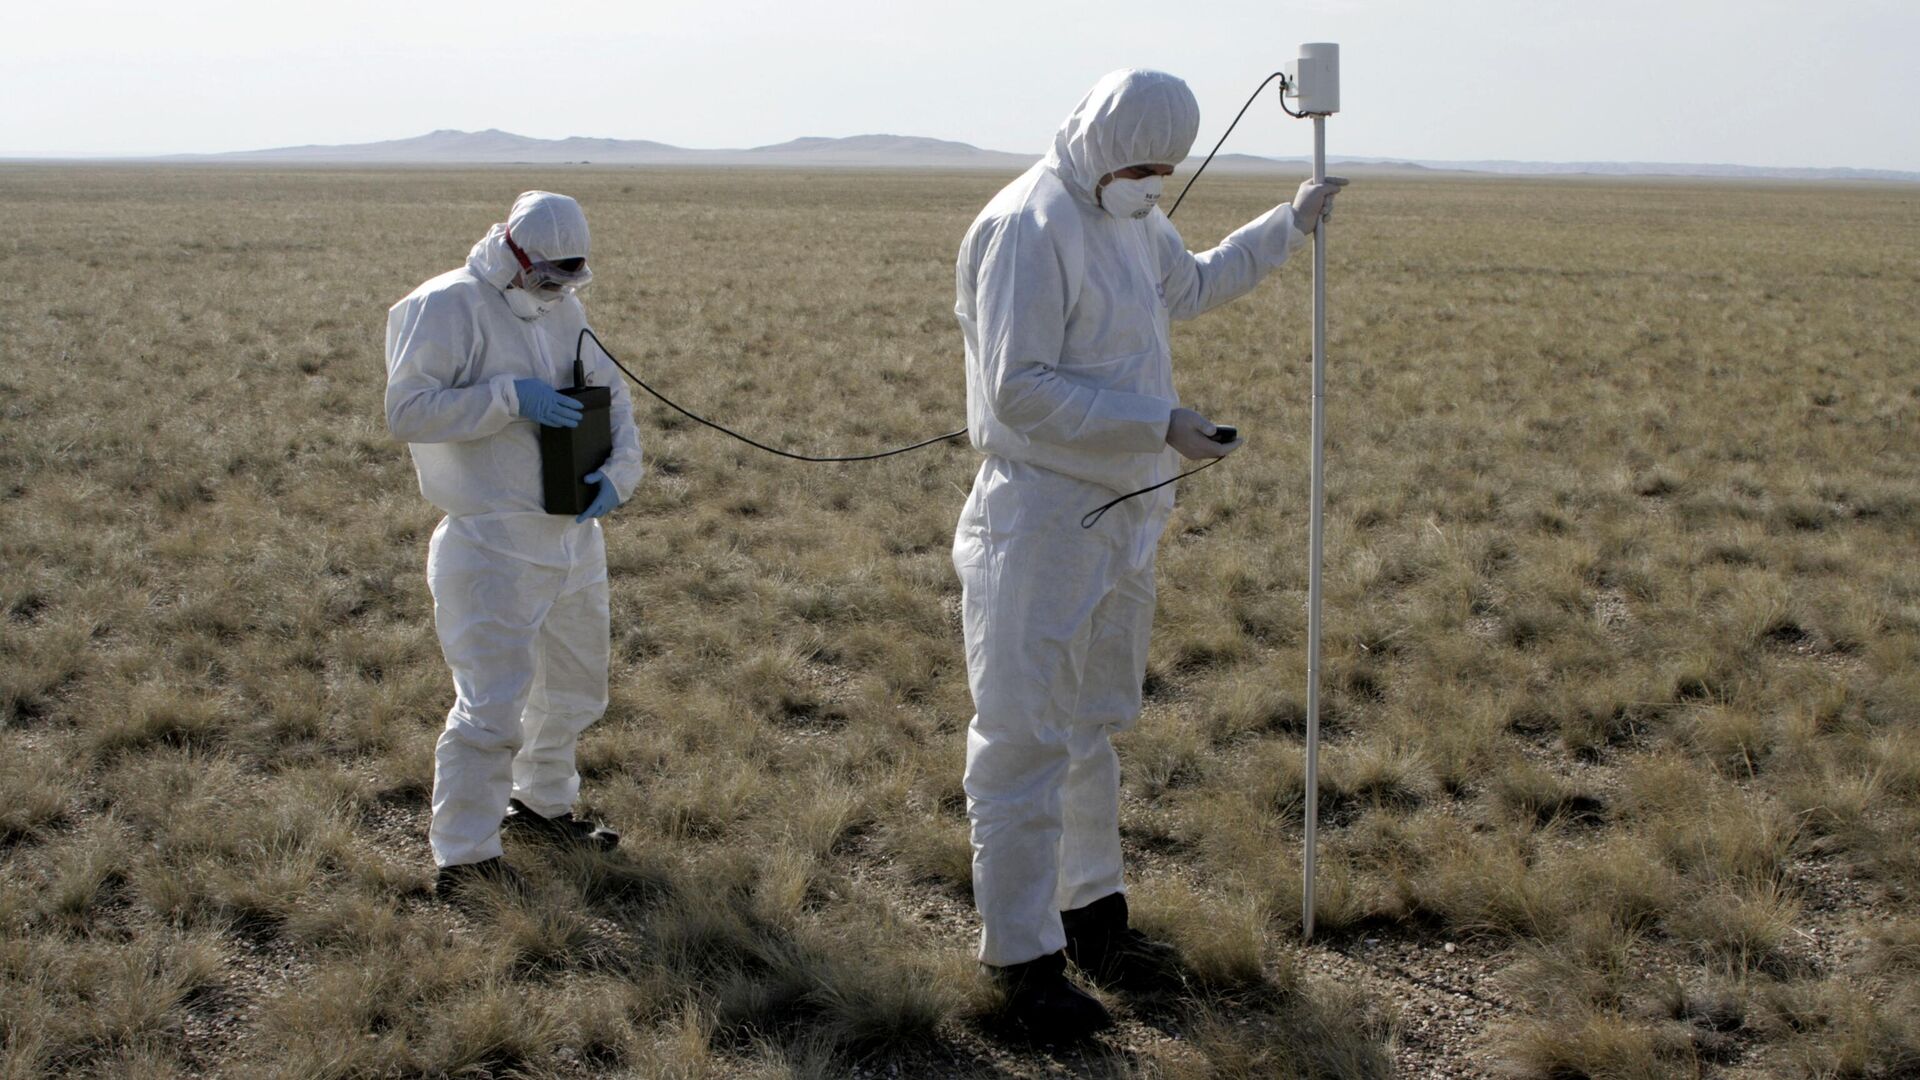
[1226,204,1306,271]
[494,374,521,419]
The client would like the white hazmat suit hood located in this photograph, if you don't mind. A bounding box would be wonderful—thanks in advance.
[952,70,1307,968]
[1045,68,1200,208]
[468,226,521,292]
[470,191,592,320]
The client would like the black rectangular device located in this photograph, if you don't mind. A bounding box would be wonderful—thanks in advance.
[539,375,612,516]
[1208,424,1238,443]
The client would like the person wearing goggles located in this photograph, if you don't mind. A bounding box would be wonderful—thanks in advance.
[384,190,645,902]
[503,227,594,304]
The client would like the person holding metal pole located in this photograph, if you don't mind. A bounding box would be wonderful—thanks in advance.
[952,68,1345,1037]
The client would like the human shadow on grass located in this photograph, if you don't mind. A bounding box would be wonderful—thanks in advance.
[493,840,1010,1075]
[472,840,1393,1075]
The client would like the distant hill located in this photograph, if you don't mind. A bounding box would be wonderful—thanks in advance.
[743,134,1026,167]
[108,129,1920,183]
[164,129,1034,169]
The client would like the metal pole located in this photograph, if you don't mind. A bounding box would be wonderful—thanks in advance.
[1303,113,1327,941]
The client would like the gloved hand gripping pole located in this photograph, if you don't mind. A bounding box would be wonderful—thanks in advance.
[1283,42,1340,942]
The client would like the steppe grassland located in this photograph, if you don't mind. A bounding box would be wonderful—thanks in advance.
[0,163,1915,1078]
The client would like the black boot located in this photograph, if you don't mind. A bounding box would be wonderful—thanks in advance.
[433,856,526,904]
[988,950,1113,1040]
[502,798,620,851]
[1061,892,1183,991]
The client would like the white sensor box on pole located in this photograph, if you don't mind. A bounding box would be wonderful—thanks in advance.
[1284,42,1340,114]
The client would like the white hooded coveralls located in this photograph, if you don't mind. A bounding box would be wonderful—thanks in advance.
[384,191,645,868]
[952,70,1306,966]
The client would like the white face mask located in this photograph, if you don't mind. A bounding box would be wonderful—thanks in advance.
[504,285,561,321]
[1099,174,1164,220]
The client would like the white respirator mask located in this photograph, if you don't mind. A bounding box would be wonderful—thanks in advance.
[504,285,563,321]
[1099,174,1164,220]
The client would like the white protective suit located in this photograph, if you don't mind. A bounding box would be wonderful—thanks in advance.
[952,70,1307,966]
[384,191,646,868]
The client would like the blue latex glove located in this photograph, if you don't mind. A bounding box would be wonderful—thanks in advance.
[575,471,622,523]
[513,378,583,428]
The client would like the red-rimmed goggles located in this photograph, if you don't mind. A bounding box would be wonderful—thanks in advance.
[503,227,593,293]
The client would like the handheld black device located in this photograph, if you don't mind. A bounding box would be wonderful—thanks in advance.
[1208,424,1238,443]
[538,358,613,516]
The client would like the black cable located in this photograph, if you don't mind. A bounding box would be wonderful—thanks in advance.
[1276,74,1309,119]
[1080,457,1222,529]
[1168,71,1290,218]
[577,327,966,462]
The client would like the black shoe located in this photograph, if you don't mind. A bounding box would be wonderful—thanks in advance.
[433,856,526,903]
[502,798,620,851]
[988,951,1113,1040]
[1062,892,1183,992]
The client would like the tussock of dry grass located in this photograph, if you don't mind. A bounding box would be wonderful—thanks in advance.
[0,753,73,844]
[1499,1007,1701,1080]
[1759,981,1920,1078]
[1130,881,1272,989]
[1867,915,1920,974]
[3,164,1917,1075]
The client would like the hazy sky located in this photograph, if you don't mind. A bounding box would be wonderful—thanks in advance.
[6,0,1917,170]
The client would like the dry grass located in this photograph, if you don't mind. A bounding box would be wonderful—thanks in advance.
[2,163,1917,1076]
